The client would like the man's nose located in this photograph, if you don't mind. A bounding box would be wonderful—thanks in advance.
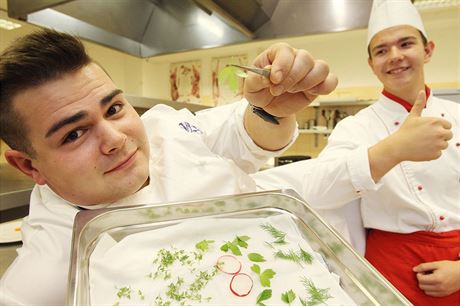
[99,122,126,155]
[389,46,404,62]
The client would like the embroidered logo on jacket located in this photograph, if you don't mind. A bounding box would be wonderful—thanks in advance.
[178,121,203,134]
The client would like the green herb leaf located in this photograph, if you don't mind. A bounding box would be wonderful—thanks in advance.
[260,269,276,287]
[281,289,296,304]
[228,243,242,256]
[218,66,246,93]
[251,264,261,274]
[220,243,229,252]
[248,253,266,262]
[256,289,273,304]
[195,240,214,252]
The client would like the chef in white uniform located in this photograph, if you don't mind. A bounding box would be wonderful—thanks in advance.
[0,29,338,305]
[294,1,460,305]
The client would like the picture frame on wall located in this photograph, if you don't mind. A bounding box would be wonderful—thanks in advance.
[211,54,248,106]
[169,61,201,104]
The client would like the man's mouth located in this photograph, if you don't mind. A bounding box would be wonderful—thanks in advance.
[105,150,138,174]
[387,66,409,75]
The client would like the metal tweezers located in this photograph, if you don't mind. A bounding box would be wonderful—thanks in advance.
[228,64,271,78]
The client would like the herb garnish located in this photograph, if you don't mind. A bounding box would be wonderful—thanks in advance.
[256,289,273,306]
[251,264,276,287]
[260,223,287,245]
[300,277,332,306]
[248,252,266,262]
[281,289,297,305]
[218,66,248,92]
[274,247,313,265]
[220,235,250,256]
[195,239,215,252]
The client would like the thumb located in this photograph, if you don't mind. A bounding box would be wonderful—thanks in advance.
[408,90,426,117]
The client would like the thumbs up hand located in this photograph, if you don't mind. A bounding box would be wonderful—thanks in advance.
[391,90,453,162]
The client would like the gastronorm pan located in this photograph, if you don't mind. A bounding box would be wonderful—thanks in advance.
[66,189,411,305]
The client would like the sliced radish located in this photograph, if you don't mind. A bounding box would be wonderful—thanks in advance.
[230,273,253,297]
[216,255,242,275]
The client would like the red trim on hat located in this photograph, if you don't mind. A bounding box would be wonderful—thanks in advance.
[382,86,431,112]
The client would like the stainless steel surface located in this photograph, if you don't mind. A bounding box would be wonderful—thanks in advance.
[228,64,271,78]
[0,163,34,212]
[67,190,411,306]
[7,0,373,58]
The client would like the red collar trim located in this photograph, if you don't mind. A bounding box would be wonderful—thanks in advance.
[382,86,431,112]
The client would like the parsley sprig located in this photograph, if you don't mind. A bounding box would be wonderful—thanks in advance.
[281,289,297,305]
[251,264,276,287]
[220,235,250,256]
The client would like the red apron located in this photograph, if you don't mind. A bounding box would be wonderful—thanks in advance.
[365,229,460,306]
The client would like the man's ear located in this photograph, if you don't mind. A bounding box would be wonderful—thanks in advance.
[424,41,435,63]
[4,149,46,185]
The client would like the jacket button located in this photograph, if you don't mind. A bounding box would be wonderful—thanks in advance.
[417,185,423,191]
[456,142,460,147]
[441,113,445,117]
[439,216,445,221]
[394,121,400,126]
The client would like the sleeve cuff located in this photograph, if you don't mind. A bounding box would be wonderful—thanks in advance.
[346,145,382,194]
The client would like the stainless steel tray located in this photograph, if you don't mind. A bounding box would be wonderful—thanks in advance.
[66,189,411,305]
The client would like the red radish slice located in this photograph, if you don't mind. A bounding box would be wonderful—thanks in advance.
[216,255,242,275]
[230,273,253,297]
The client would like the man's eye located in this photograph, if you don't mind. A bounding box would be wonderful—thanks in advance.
[63,130,84,144]
[106,104,123,117]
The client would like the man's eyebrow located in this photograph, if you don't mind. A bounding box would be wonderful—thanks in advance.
[46,111,87,138]
[45,89,124,138]
[101,89,123,106]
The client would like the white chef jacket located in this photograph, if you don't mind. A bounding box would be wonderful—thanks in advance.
[0,99,304,306]
[300,93,460,233]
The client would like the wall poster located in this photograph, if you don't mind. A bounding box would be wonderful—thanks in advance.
[211,54,248,106]
[169,61,201,104]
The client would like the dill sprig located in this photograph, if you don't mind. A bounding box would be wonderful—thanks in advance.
[300,277,332,306]
[274,247,313,265]
[260,223,287,245]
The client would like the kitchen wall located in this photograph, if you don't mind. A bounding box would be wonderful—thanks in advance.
[0,4,459,161]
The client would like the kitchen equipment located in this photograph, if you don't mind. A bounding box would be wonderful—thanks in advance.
[275,155,311,166]
[66,190,411,306]
[227,64,271,78]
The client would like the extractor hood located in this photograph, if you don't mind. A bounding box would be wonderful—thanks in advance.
[7,0,375,57]
[7,0,450,58]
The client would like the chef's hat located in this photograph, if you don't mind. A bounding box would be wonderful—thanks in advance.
[367,0,427,46]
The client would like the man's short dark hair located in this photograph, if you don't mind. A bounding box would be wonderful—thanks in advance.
[367,30,428,59]
[0,28,92,156]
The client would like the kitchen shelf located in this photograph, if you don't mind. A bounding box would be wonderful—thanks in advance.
[299,128,333,134]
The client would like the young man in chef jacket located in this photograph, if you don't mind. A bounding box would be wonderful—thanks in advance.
[298,0,460,304]
[0,29,338,305]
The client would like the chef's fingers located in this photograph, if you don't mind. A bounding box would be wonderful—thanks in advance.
[439,118,452,130]
[305,73,338,96]
[408,90,427,118]
[270,49,314,96]
[256,42,296,85]
[244,69,272,94]
[413,261,437,273]
[416,271,440,285]
[286,59,329,93]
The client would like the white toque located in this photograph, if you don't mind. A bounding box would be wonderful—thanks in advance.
[367,0,427,46]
